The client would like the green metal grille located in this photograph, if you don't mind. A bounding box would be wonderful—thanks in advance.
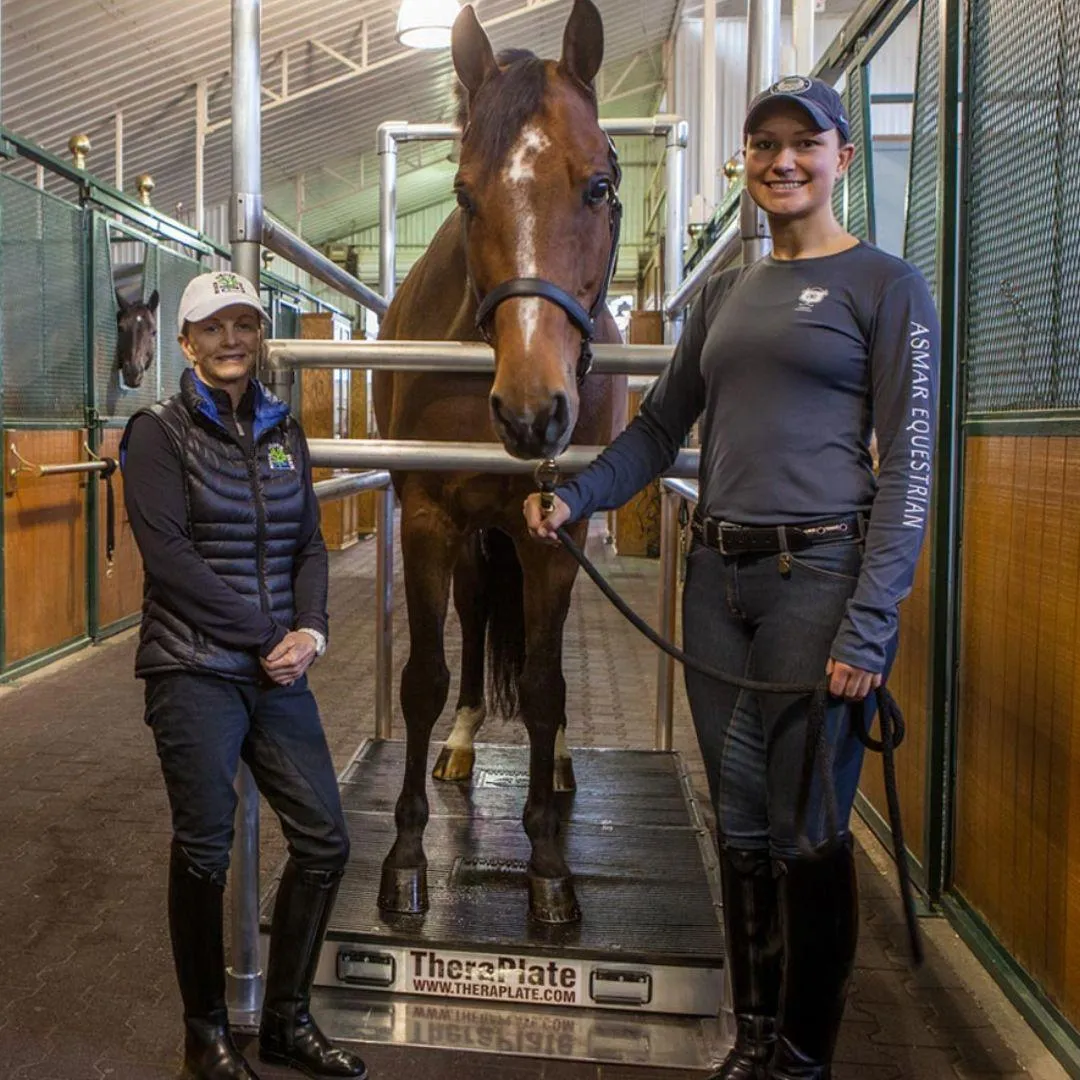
[845,66,876,243]
[157,246,202,398]
[965,1,1078,413]
[1,176,86,421]
[904,0,940,297]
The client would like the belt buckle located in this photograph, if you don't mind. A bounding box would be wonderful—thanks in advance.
[715,520,737,556]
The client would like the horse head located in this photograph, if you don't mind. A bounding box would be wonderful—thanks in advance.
[116,289,159,389]
[452,0,620,460]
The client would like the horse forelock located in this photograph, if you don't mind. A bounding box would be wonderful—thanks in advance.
[456,49,597,178]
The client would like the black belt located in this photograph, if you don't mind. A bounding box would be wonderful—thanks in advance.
[691,513,862,556]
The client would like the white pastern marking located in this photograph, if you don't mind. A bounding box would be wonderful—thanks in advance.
[555,726,571,762]
[444,705,487,751]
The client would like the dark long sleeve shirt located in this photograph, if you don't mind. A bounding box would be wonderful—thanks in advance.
[122,382,328,659]
[556,243,940,673]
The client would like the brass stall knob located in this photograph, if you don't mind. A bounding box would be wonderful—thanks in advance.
[135,173,155,206]
[723,155,744,183]
[68,133,91,170]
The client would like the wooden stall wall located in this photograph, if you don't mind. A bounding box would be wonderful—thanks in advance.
[952,434,1080,1025]
[96,428,143,631]
[859,537,932,865]
[614,310,662,558]
[299,312,364,551]
[2,430,88,665]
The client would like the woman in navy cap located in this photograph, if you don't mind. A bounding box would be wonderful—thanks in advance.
[526,77,939,1079]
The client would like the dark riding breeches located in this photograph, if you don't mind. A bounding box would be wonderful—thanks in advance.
[144,672,350,876]
[681,539,896,858]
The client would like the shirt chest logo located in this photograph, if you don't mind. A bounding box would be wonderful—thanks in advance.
[796,286,829,313]
[267,443,295,471]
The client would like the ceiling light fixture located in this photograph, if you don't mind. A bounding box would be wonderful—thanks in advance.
[395,0,461,49]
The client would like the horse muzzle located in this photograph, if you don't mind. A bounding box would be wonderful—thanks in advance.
[490,390,573,461]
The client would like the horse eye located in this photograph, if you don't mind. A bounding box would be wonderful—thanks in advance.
[586,177,611,207]
[455,187,476,216]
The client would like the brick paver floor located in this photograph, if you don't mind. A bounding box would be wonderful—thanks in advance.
[0,519,1065,1079]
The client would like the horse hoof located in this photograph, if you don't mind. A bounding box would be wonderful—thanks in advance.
[527,873,581,924]
[378,864,428,914]
[553,757,576,793]
[432,746,475,783]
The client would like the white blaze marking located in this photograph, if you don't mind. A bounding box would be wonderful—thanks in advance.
[501,126,550,354]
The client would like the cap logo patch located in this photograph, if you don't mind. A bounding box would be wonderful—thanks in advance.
[771,75,813,95]
[212,272,246,295]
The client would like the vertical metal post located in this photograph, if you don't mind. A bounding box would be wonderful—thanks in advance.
[195,81,207,235]
[664,121,689,343]
[374,482,395,739]
[228,0,264,1025]
[229,764,263,1023]
[741,0,780,264]
[378,127,398,305]
[792,0,815,76]
[701,0,717,215]
[114,111,123,192]
[924,0,963,906]
[655,487,680,751]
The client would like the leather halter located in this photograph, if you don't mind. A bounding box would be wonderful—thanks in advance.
[472,136,624,385]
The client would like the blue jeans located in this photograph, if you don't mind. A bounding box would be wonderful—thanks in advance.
[145,672,350,876]
[682,539,895,859]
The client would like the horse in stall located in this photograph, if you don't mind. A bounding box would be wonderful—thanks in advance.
[116,288,159,389]
[373,0,625,924]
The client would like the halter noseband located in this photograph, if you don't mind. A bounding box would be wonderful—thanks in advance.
[473,136,623,385]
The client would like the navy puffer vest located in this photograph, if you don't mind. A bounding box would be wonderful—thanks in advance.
[124,369,307,682]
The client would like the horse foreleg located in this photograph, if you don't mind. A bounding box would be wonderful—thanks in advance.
[515,535,581,924]
[378,502,461,915]
[433,532,488,783]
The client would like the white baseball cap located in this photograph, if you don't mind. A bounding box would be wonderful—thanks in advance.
[177,271,269,335]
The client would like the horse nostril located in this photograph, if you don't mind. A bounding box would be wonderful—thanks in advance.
[538,392,570,448]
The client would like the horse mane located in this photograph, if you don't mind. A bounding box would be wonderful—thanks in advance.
[455,48,597,176]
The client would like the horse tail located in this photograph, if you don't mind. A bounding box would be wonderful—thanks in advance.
[480,527,526,720]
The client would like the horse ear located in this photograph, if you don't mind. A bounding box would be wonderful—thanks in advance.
[115,289,130,313]
[452,4,498,102]
[148,289,160,313]
[559,0,605,88]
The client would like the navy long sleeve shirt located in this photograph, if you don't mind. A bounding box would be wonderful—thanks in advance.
[556,243,940,673]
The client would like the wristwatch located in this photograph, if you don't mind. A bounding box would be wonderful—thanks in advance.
[298,627,327,657]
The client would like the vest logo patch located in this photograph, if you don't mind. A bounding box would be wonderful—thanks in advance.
[796,286,829,313]
[268,444,294,470]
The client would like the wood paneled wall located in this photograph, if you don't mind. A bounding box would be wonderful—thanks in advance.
[3,429,88,664]
[859,535,932,864]
[953,435,1080,1023]
[97,428,143,630]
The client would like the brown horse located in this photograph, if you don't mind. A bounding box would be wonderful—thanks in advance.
[373,0,625,925]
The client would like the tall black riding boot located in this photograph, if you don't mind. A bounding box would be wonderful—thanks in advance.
[769,841,859,1079]
[708,847,781,1080]
[168,844,259,1080]
[258,861,367,1078]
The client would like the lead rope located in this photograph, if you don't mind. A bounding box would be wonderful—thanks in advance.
[538,472,923,965]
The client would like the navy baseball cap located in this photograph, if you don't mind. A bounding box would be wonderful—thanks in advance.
[743,75,851,142]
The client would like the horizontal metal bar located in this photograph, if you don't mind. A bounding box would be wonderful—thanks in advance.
[313,470,391,501]
[661,477,700,503]
[307,439,699,478]
[265,340,672,375]
[376,115,688,152]
[37,460,111,477]
[262,216,388,317]
[664,222,741,319]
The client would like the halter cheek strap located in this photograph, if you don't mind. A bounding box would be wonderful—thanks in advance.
[472,136,624,386]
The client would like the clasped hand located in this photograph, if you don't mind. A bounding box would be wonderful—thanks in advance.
[261,630,317,686]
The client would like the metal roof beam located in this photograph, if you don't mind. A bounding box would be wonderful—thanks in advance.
[206,0,568,135]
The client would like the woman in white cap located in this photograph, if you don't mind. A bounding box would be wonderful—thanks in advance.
[526,77,940,1079]
[121,271,366,1080]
